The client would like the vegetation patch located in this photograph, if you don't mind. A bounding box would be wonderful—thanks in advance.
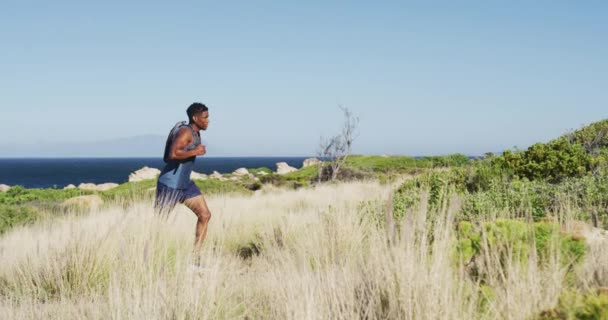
[537,290,608,320]
[456,220,586,270]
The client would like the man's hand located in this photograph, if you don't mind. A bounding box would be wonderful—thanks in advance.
[193,144,206,156]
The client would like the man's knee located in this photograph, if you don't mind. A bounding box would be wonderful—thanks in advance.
[197,208,211,222]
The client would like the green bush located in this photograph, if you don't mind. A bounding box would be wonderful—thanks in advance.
[394,162,608,225]
[565,118,608,156]
[101,179,253,202]
[420,153,470,167]
[194,179,253,196]
[0,186,94,234]
[0,204,39,234]
[537,290,608,320]
[100,179,157,201]
[485,119,608,184]
[497,139,591,183]
[456,219,586,270]
[392,170,467,221]
[345,154,469,174]
[259,166,320,188]
[249,167,273,175]
[0,186,91,206]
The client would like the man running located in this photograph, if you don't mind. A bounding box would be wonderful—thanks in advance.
[155,102,211,252]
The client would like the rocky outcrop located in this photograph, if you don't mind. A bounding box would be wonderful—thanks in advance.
[276,162,297,175]
[302,158,321,168]
[61,195,103,209]
[0,184,10,193]
[233,168,249,176]
[565,221,608,246]
[77,183,98,191]
[191,171,208,180]
[128,166,160,182]
[64,184,76,190]
[95,183,119,191]
[77,183,119,192]
[209,171,228,181]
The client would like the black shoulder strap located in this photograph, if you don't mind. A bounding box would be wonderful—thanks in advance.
[163,121,188,163]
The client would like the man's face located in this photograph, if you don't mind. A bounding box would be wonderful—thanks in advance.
[193,111,210,130]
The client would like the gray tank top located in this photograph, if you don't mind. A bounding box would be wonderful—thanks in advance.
[157,123,201,189]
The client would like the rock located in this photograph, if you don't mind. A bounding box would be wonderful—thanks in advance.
[64,184,76,190]
[302,158,321,168]
[233,168,249,176]
[210,171,223,179]
[62,195,103,209]
[78,183,98,191]
[78,183,119,191]
[229,176,240,181]
[128,166,160,182]
[565,221,608,246]
[256,171,269,176]
[276,162,297,175]
[0,184,10,193]
[191,171,208,180]
[95,183,119,191]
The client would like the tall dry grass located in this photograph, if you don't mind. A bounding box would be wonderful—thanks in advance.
[0,180,605,319]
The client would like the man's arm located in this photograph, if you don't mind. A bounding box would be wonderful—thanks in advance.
[169,127,206,160]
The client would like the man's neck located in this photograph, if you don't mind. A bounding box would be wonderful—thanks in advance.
[189,122,201,132]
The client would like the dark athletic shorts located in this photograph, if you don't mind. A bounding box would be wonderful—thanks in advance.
[154,180,202,215]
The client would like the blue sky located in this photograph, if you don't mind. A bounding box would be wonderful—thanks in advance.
[1,1,607,157]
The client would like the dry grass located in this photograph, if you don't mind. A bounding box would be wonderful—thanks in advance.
[0,180,605,319]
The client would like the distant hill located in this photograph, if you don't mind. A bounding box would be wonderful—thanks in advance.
[1,135,166,157]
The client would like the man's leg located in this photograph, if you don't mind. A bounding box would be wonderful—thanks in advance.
[183,195,212,252]
[155,185,179,219]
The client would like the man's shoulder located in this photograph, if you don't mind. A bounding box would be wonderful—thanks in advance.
[176,126,195,140]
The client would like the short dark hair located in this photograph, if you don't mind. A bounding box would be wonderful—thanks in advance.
[187,102,208,122]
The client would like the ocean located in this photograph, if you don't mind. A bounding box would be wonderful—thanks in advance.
[0,157,310,189]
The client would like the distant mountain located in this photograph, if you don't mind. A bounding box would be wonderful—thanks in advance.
[1,135,167,157]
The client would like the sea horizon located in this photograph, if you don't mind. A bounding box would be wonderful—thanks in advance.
[0,157,314,189]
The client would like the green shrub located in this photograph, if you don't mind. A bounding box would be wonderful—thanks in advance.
[456,219,586,269]
[0,186,91,206]
[537,290,608,320]
[259,166,320,188]
[345,154,469,174]
[0,204,39,234]
[499,140,591,183]
[565,118,608,156]
[194,179,252,196]
[485,120,608,184]
[100,179,157,201]
[249,167,273,175]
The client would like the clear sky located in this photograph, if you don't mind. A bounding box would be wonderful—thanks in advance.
[1,1,607,157]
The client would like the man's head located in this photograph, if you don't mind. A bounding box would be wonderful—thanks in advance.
[187,102,209,130]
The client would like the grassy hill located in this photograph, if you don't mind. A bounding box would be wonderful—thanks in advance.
[1,119,608,318]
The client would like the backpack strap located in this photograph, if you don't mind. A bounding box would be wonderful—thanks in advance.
[182,125,201,151]
[163,121,188,163]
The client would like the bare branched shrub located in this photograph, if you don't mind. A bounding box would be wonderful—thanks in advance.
[317,106,360,182]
